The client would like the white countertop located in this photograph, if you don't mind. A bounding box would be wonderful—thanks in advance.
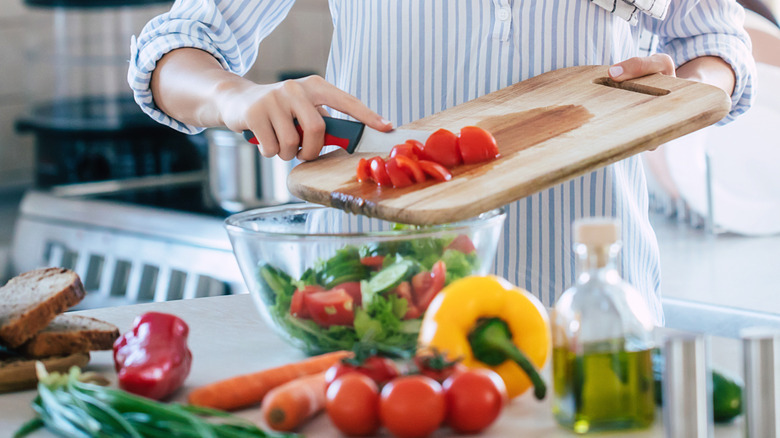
[0,294,745,437]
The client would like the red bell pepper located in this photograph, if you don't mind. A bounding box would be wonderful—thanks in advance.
[113,312,193,400]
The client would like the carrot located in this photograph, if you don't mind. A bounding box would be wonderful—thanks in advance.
[187,350,350,411]
[261,371,327,431]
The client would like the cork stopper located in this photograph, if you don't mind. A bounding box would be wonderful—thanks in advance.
[574,217,620,246]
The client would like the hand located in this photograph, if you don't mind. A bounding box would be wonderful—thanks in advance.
[217,75,392,161]
[608,53,676,82]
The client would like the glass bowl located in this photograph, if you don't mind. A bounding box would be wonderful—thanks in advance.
[225,204,506,355]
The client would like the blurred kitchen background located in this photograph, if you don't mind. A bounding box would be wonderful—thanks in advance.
[0,0,778,334]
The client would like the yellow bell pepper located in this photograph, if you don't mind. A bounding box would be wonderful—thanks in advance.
[418,275,550,399]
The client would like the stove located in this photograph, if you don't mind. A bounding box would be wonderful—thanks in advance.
[10,182,264,309]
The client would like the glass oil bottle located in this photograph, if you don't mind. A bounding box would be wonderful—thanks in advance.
[552,218,656,434]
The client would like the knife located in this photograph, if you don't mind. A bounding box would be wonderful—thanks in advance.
[242,116,431,154]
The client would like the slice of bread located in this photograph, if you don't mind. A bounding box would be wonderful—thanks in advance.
[18,314,120,358]
[0,268,86,348]
[0,352,90,393]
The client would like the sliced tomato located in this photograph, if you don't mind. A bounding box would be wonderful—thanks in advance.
[360,255,385,269]
[405,139,425,157]
[458,126,499,164]
[369,157,392,187]
[445,234,476,254]
[417,160,453,182]
[356,158,372,183]
[422,128,461,168]
[385,158,414,188]
[389,143,420,161]
[331,281,363,306]
[394,155,426,183]
[392,281,422,319]
[411,260,447,312]
[290,285,326,318]
[306,289,355,327]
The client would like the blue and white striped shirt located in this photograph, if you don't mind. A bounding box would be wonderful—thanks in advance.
[128,0,755,324]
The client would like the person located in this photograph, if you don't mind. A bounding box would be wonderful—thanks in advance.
[128,0,755,325]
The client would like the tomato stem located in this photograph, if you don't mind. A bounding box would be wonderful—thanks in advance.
[468,317,547,400]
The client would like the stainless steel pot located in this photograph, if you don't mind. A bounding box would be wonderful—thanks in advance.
[206,128,297,213]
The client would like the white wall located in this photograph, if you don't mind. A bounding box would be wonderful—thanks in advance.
[0,0,332,190]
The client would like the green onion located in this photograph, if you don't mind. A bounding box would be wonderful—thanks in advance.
[14,364,298,438]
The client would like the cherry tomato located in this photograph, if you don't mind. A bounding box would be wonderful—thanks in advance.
[325,356,400,387]
[369,157,392,186]
[389,143,420,161]
[330,281,362,306]
[417,160,452,182]
[326,373,381,436]
[394,155,427,183]
[289,285,325,318]
[445,234,476,254]
[380,376,446,438]
[413,353,467,384]
[443,369,507,434]
[385,158,414,188]
[305,289,354,327]
[411,260,446,312]
[422,128,461,168]
[359,255,385,269]
[457,126,500,164]
[356,158,372,183]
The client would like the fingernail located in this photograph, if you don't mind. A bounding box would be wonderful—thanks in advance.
[380,118,393,128]
[609,65,624,78]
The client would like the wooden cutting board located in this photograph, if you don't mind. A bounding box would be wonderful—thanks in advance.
[287,65,731,225]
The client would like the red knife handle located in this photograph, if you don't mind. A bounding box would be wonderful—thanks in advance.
[242,116,365,153]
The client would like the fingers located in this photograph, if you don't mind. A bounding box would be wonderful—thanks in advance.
[609,53,676,82]
[299,75,393,132]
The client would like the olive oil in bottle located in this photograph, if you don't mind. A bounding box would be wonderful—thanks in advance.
[552,218,656,434]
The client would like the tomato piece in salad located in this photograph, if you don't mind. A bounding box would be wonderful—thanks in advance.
[331,281,363,306]
[360,255,386,269]
[445,235,476,254]
[422,128,461,168]
[457,126,500,164]
[392,281,422,320]
[411,260,446,312]
[417,160,452,182]
[290,285,326,318]
[306,289,355,327]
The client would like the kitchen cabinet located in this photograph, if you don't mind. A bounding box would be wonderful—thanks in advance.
[0,294,745,437]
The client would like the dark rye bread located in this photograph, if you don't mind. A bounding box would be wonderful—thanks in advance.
[0,268,86,348]
[18,314,119,357]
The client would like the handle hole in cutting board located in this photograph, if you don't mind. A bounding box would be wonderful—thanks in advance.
[593,77,670,96]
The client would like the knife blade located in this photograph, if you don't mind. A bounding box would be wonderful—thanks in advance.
[242,116,431,154]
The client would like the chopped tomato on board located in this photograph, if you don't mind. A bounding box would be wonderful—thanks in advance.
[389,143,421,161]
[385,158,414,188]
[422,128,461,168]
[458,125,500,164]
[394,155,426,183]
[417,160,452,182]
[356,158,372,182]
[369,157,392,186]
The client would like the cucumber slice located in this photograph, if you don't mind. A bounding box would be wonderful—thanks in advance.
[368,261,413,294]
